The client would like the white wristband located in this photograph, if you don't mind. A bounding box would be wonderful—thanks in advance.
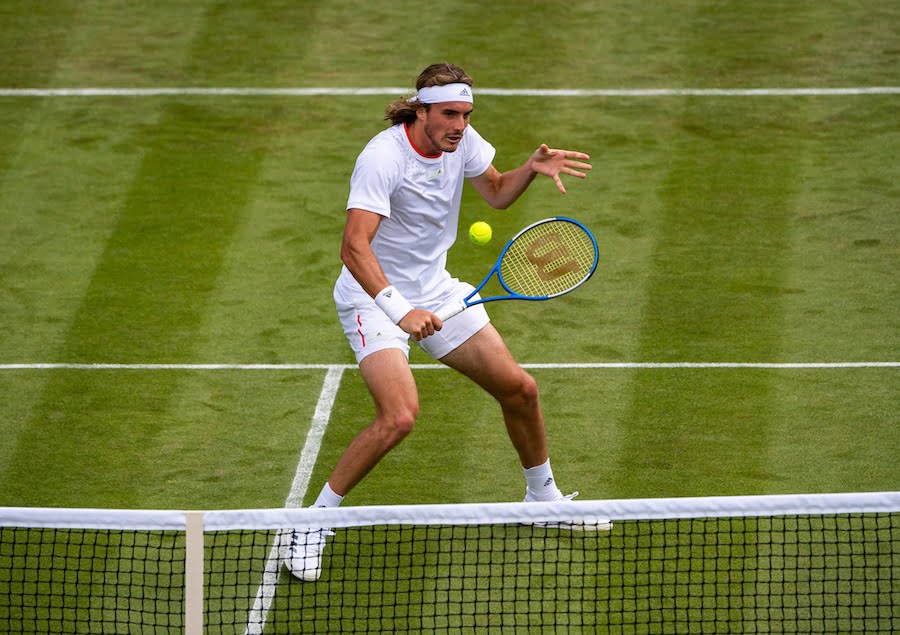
[374,285,414,324]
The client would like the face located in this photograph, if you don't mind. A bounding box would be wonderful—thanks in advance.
[418,101,473,154]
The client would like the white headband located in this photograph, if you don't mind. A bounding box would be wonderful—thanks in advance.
[415,83,474,104]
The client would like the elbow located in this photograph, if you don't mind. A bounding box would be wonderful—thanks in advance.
[340,236,362,268]
[485,194,514,210]
[485,185,519,210]
[489,198,515,211]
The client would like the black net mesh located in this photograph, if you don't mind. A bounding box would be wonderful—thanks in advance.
[2,505,897,633]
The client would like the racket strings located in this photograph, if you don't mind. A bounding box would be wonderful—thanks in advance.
[499,221,597,297]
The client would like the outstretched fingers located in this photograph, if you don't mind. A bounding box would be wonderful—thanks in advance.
[561,161,591,179]
[535,147,592,193]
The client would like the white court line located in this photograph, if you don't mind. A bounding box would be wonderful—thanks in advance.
[0,87,898,97]
[283,366,345,508]
[0,362,897,370]
[244,365,345,635]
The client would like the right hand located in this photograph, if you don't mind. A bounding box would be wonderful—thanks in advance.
[398,310,444,341]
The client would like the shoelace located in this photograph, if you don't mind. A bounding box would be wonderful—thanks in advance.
[289,529,335,554]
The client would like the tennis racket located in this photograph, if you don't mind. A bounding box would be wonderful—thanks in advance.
[436,217,599,321]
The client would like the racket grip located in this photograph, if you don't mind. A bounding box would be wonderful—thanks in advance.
[435,298,467,322]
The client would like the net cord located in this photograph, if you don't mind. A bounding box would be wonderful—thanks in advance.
[0,507,185,529]
[205,491,900,529]
[2,491,898,531]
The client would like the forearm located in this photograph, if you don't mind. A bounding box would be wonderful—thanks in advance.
[487,161,539,209]
[341,239,417,325]
[475,155,542,210]
[471,145,592,206]
[339,209,440,338]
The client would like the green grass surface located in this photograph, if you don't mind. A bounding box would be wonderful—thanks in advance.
[0,1,898,632]
[0,0,897,507]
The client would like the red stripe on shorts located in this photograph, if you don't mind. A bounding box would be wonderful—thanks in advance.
[356,314,366,347]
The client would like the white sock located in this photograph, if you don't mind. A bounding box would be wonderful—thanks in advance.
[523,459,564,501]
[313,482,344,508]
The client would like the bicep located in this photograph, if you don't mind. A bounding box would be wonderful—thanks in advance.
[343,208,384,246]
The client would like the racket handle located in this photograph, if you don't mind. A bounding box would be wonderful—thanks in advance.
[435,298,467,322]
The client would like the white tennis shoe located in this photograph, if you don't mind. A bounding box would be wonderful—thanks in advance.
[523,491,613,531]
[283,527,334,581]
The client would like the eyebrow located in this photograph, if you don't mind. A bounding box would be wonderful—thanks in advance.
[440,107,474,116]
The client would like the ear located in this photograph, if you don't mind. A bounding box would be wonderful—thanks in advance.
[415,105,428,122]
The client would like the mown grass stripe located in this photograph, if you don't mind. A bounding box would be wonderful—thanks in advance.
[0,1,215,508]
[0,1,277,505]
[618,6,808,497]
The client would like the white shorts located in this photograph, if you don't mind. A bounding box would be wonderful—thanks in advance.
[334,279,490,364]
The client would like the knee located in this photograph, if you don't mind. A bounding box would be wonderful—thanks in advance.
[518,372,540,405]
[377,403,418,444]
[391,406,418,438]
[503,371,540,410]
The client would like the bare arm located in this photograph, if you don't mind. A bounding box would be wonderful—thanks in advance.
[341,208,442,340]
[340,208,391,297]
[468,144,592,209]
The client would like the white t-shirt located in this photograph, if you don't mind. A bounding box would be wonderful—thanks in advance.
[335,122,496,304]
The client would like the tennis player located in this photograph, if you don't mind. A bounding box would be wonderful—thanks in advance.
[286,63,596,581]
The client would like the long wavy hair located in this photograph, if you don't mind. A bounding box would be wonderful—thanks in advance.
[384,63,474,125]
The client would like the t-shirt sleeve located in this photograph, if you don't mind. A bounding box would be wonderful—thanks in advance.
[346,140,401,217]
[462,125,497,179]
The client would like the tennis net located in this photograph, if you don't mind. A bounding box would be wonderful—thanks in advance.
[1,492,897,633]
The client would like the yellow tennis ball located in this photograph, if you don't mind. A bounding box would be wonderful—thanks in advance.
[469,221,492,245]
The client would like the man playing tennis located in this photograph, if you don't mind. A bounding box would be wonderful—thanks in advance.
[286,63,597,581]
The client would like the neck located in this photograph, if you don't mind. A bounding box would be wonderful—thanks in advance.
[404,122,441,158]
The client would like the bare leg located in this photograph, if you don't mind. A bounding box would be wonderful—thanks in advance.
[439,324,548,468]
[326,348,419,496]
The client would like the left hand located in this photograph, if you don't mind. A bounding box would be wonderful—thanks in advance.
[530,144,592,194]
